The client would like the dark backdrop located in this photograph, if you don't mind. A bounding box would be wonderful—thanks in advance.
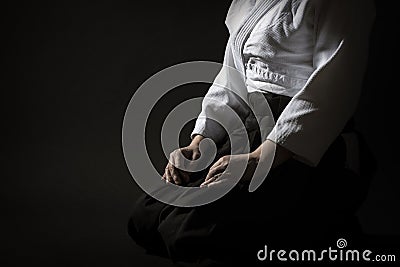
[3,1,399,266]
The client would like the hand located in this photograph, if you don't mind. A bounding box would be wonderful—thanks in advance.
[200,152,259,187]
[163,136,204,185]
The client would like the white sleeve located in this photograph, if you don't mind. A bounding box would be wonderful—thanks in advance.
[191,40,251,144]
[267,0,375,166]
[191,0,258,144]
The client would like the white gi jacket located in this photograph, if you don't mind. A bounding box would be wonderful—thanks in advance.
[191,0,375,166]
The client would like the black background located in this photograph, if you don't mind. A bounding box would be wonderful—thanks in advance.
[3,1,399,266]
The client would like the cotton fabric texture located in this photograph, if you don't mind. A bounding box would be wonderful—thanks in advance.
[128,0,376,264]
[192,0,375,166]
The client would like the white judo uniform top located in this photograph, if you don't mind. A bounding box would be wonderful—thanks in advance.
[191,0,375,166]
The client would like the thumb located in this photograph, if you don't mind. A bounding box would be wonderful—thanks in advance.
[192,151,201,160]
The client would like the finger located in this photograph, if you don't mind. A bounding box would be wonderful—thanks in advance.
[169,165,182,185]
[206,173,236,188]
[205,162,224,181]
[172,152,184,170]
[192,151,200,160]
[205,168,222,182]
[202,172,225,186]
[162,172,166,180]
[205,159,222,176]
[169,154,183,185]
[205,169,239,187]
[205,179,226,188]
[165,166,173,183]
[200,175,218,187]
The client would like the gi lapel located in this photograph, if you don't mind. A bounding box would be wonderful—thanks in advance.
[232,0,281,75]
